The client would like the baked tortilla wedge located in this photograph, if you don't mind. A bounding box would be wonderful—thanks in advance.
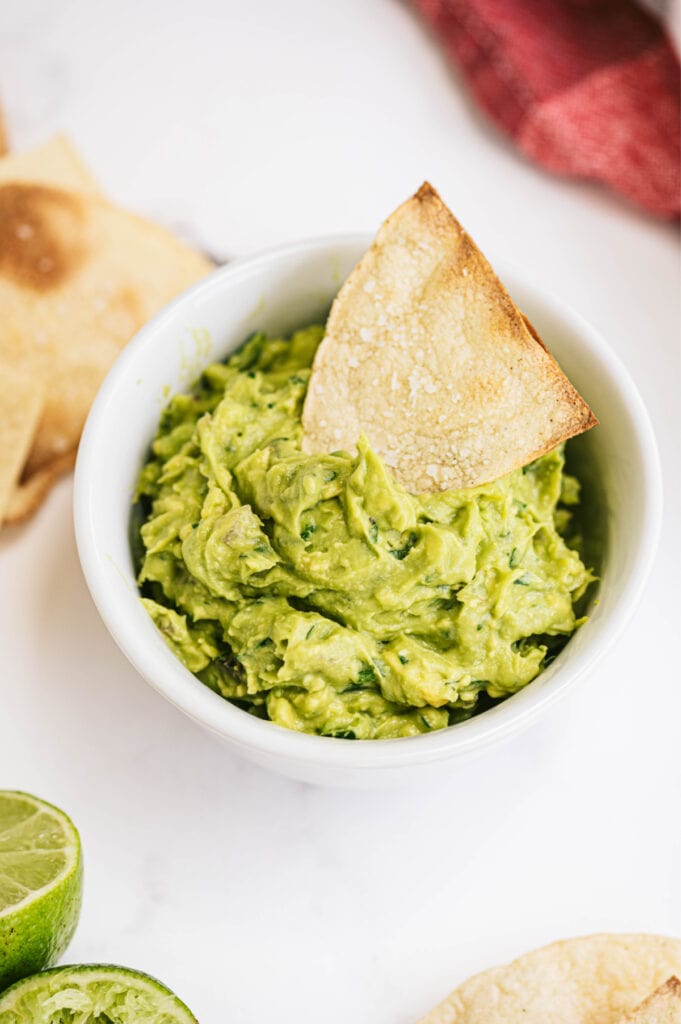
[418,935,681,1024]
[303,182,597,493]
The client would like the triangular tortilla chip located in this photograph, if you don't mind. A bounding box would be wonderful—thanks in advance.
[303,183,597,492]
[0,181,212,475]
[0,364,43,521]
[617,976,681,1023]
[0,135,101,196]
[418,935,681,1024]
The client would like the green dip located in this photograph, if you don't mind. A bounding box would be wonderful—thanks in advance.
[133,325,594,740]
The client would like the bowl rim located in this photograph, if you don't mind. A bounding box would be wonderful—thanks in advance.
[74,234,663,770]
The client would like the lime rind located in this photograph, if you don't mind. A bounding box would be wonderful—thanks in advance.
[0,965,199,1024]
[0,794,79,913]
[0,792,82,988]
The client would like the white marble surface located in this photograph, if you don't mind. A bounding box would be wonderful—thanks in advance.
[1,1,680,1021]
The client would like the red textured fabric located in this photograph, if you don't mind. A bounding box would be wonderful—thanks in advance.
[412,0,681,218]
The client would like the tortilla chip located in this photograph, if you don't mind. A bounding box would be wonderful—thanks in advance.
[0,182,212,475]
[617,976,681,1023]
[303,182,597,493]
[0,135,101,196]
[0,364,43,522]
[418,935,681,1024]
[3,449,76,527]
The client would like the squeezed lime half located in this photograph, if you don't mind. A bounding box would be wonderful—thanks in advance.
[0,791,82,990]
[0,964,199,1023]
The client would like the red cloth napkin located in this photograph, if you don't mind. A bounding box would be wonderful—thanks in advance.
[412,0,681,218]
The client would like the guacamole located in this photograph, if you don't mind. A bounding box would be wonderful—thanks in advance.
[133,325,594,740]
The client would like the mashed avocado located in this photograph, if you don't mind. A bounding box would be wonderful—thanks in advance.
[133,325,594,740]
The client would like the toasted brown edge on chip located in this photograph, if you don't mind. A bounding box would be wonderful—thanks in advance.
[616,975,681,1022]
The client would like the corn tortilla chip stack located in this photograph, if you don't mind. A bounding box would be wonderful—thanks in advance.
[418,935,681,1024]
[0,137,104,526]
[303,183,597,493]
[0,138,213,524]
[0,364,43,521]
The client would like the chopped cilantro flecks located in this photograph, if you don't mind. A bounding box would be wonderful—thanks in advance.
[390,532,417,561]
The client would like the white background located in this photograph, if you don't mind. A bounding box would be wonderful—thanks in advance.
[1,2,679,1021]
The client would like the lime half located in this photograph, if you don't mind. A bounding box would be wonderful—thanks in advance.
[0,965,199,1023]
[0,792,82,990]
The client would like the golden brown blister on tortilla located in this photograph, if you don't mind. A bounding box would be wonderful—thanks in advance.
[617,976,681,1023]
[418,935,681,1024]
[0,183,212,476]
[0,134,101,196]
[0,364,44,523]
[303,183,597,493]
[3,449,77,528]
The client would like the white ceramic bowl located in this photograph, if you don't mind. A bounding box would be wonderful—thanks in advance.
[74,236,662,787]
